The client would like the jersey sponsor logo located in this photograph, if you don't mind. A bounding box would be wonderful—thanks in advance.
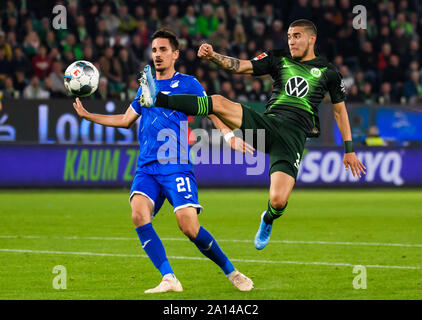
[285,76,309,98]
[253,53,268,61]
[170,80,179,88]
[311,68,322,78]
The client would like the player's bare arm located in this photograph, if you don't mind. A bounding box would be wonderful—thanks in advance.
[198,43,253,74]
[333,101,366,178]
[73,97,139,129]
[207,114,255,155]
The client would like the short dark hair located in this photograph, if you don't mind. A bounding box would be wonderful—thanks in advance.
[151,29,179,51]
[289,19,317,35]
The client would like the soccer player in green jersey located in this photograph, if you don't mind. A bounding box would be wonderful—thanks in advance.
[140,19,366,250]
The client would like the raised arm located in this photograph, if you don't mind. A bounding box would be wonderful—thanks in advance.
[73,97,139,129]
[198,43,253,74]
[333,101,366,178]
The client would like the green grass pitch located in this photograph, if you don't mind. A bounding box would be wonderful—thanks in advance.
[0,189,421,300]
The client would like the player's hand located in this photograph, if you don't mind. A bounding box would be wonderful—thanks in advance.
[344,152,366,178]
[229,136,255,155]
[197,43,214,60]
[73,97,89,119]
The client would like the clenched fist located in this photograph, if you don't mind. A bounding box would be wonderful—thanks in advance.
[197,43,214,60]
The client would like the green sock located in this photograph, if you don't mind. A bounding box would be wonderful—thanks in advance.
[155,92,213,115]
[263,200,287,225]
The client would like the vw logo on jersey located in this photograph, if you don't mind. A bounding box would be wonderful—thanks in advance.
[170,80,179,88]
[285,76,309,98]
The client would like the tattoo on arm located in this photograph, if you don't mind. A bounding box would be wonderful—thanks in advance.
[210,53,240,72]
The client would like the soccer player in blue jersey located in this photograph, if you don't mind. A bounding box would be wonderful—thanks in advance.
[73,29,253,293]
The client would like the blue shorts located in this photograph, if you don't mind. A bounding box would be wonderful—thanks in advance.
[129,170,203,217]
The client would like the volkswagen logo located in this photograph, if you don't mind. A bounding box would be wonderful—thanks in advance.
[285,76,309,98]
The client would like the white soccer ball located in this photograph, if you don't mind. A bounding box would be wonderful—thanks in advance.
[64,60,100,97]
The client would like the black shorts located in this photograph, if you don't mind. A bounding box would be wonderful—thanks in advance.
[239,104,307,179]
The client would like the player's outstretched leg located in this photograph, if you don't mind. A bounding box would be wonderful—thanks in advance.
[140,64,214,114]
[140,66,243,129]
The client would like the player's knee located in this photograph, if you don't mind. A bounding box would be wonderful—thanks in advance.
[179,226,195,239]
[211,94,224,113]
[131,210,150,227]
[211,94,224,104]
[269,194,288,211]
[131,211,142,226]
[177,216,199,239]
[130,195,153,227]
[176,208,200,239]
[178,222,198,240]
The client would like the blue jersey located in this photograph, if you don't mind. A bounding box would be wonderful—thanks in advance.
[130,72,206,175]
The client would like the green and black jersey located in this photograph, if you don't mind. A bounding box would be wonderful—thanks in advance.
[251,49,345,137]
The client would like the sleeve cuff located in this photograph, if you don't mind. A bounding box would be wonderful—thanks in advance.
[130,104,141,115]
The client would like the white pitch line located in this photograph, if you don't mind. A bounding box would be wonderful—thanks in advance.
[1,235,422,248]
[0,248,420,270]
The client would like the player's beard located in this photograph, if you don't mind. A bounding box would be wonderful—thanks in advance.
[292,44,309,61]
[154,60,166,73]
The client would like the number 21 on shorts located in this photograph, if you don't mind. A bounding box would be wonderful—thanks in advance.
[176,177,192,193]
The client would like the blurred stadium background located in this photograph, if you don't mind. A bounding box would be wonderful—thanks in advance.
[0,0,422,300]
[0,0,421,188]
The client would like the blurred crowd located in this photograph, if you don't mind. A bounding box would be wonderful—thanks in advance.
[0,0,422,106]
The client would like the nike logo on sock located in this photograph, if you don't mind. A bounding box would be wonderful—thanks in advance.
[142,239,151,249]
[204,240,213,251]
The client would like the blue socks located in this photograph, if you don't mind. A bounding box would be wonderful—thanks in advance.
[191,226,235,275]
[135,223,173,276]
[136,223,235,277]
